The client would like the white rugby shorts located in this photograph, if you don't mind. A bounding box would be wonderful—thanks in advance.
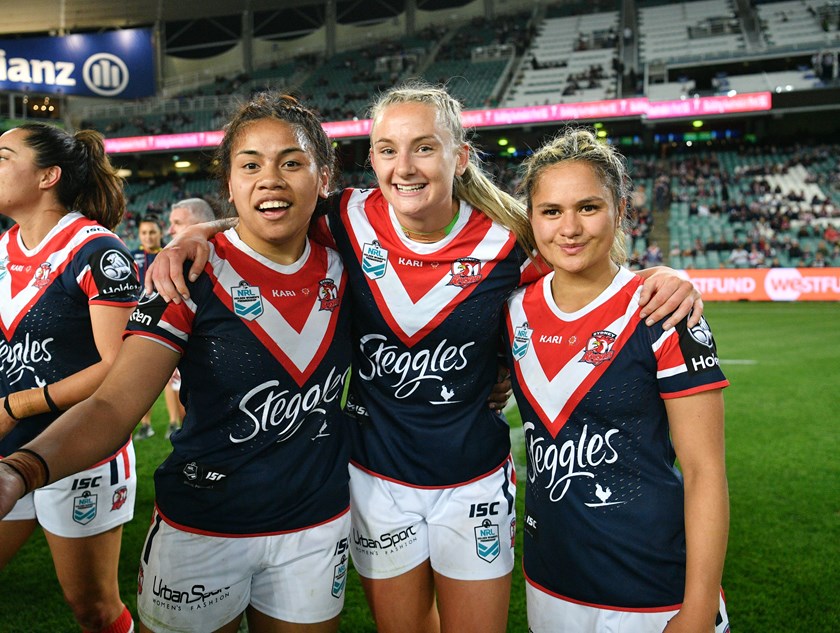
[3,441,136,538]
[137,508,351,632]
[526,581,731,633]
[348,456,517,581]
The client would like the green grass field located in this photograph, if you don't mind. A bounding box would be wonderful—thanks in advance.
[1,302,838,632]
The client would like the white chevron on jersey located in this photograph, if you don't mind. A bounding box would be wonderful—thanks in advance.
[508,269,643,437]
[344,189,512,343]
[204,231,345,385]
[0,213,111,337]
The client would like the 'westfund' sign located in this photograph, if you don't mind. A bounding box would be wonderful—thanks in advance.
[679,268,840,301]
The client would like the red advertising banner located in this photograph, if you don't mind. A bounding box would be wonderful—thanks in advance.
[679,268,840,301]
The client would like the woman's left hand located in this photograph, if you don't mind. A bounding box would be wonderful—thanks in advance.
[638,268,703,330]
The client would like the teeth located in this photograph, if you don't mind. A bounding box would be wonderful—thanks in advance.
[395,184,424,192]
[258,200,290,210]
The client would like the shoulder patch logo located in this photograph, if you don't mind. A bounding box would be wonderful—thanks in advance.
[362,241,388,279]
[100,249,132,281]
[448,257,482,288]
[512,322,533,361]
[688,315,714,347]
[231,281,263,321]
[581,330,616,366]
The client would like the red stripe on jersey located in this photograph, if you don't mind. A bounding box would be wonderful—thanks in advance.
[342,188,516,346]
[661,379,729,399]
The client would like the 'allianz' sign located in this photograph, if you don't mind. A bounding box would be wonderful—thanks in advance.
[0,29,154,98]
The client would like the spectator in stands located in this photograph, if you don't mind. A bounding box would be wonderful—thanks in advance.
[642,241,664,268]
[823,224,839,244]
[748,245,766,268]
[0,123,139,633]
[727,243,749,267]
[145,84,704,633]
[0,92,352,633]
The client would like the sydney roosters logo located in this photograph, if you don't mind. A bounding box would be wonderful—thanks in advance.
[448,257,482,288]
[31,262,52,288]
[581,330,616,366]
[318,278,340,312]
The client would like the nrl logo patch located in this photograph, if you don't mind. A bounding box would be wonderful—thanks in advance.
[332,555,348,598]
[512,322,533,361]
[362,241,388,279]
[448,257,482,288]
[474,518,500,563]
[581,330,616,366]
[231,281,263,321]
[73,491,98,525]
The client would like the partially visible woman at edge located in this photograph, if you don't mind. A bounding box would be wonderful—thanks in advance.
[503,128,729,632]
[0,123,140,633]
[145,81,704,633]
[0,93,353,633]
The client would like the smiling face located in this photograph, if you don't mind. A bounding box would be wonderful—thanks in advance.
[369,101,468,232]
[530,160,622,285]
[227,117,329,264]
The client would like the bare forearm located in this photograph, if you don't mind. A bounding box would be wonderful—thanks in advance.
[681,468,729,625]
[23,395,142,483]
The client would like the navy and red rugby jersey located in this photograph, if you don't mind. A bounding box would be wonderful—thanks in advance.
[503,267,729,609]
[0,213,140,453]
[315,188,538,487]
[125,229,352,535]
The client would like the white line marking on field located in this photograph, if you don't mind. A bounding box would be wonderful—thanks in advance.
[721,359,758,365]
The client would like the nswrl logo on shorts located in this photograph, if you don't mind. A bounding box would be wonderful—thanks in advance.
[73,491,98,525]
[332,555,348,598]
[474,519,500,563]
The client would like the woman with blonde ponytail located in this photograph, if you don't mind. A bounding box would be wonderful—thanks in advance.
[0,123,139,633]
[147,84,703,633]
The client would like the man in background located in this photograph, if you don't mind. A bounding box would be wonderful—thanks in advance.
[135,198,216,440]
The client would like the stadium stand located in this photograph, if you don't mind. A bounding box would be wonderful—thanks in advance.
[3,0,839,269]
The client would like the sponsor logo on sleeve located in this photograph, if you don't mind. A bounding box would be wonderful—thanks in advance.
[678,315,721,374]
[92,248,141,297]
